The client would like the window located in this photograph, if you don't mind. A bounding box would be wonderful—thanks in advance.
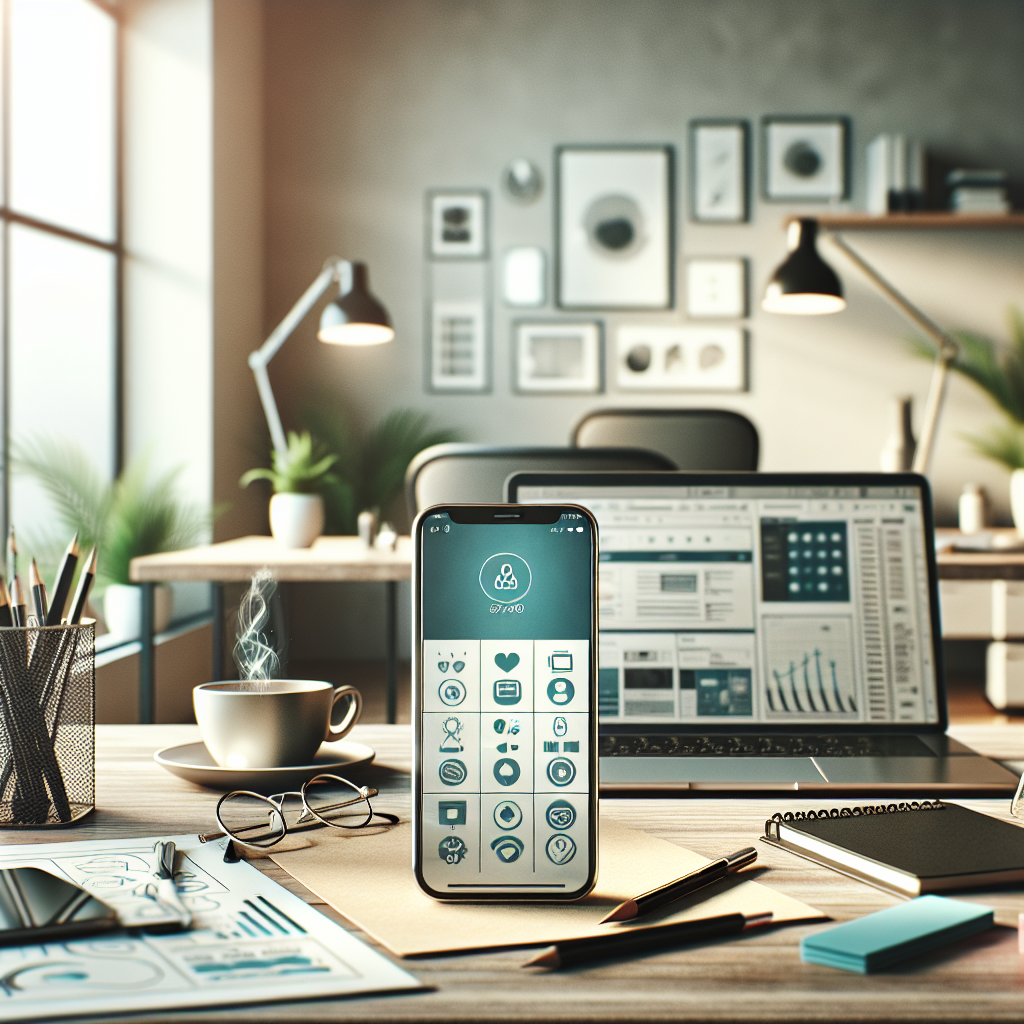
[1,0,121,540]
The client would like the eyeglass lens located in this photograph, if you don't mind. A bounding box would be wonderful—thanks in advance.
[217,791,305,847]
[302,774,372,829]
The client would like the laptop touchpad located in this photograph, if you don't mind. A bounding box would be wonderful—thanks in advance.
[600,756,822,786]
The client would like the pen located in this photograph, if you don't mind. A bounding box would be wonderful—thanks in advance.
[7,525,16,591]
[46,533,79,625]
[523,911,773,970]
[149,840,192,929]
[28,560,48,626]
[68,546,98,624]
[600,846,758,923]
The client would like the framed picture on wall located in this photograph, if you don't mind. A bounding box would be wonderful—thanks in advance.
[514,321,602,393]
[430,299,487,391]
[763,117,849,201]
[427,190,488,258]
[689,120,748,222]
[616,325,746,391]
[556,146,673,309]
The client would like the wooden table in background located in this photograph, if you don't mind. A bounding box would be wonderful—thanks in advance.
[2,724,1020,1023]
[935,528,1024,581]
[130,536,412,725]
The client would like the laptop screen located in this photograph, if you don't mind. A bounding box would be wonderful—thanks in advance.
[512,475,941,730]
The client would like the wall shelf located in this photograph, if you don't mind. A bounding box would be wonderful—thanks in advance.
[784,212,1024,229]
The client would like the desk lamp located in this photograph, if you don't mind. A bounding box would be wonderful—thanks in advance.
[762,218,958,475]
[248,258,394,458]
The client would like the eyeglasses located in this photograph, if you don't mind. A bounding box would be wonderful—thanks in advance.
[1012,770,1024,820]
[200,774,399,853]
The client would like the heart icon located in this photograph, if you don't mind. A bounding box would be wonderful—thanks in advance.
[438,661,449,672]
[453,661,465,673]
[494,652,520,673]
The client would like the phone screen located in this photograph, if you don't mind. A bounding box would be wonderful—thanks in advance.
[415,505,596,899]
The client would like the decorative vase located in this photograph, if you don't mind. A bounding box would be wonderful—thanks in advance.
[269,492,324,548]
[103,583,173,640]
[880,395,916,472]
[1010,468,1024,535]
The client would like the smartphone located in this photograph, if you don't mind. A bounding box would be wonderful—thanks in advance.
[413,503,598,901]
[0,866,119,946]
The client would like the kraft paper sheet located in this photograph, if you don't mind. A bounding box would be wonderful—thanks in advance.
[270,814,826,957]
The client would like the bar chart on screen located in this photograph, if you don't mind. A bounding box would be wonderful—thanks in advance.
[762,617,858,717]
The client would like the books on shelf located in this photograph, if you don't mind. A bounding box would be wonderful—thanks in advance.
[865,134,925,214]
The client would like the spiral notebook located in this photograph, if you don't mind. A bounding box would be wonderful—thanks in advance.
[762,800,1024,899]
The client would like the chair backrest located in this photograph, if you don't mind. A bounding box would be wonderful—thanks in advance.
[405,443,675,515]
[573,408,759,471]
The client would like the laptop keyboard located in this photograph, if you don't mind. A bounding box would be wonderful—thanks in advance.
[599,734,935,758]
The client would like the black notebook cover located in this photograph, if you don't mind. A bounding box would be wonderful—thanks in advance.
[765,802,1024,889]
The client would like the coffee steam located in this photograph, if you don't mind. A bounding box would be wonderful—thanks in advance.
[233,567,281,686]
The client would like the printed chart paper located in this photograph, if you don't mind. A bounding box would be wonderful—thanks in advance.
[0,833,424,1020]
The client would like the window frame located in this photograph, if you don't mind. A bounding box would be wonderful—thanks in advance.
[0,0,124,536]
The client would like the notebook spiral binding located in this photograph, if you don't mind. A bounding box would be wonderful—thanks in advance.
[765,800,944,838]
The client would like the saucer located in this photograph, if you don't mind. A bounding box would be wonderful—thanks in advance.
[153,740,376,793]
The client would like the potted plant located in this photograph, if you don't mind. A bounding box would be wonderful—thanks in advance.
[13,436,213,638]
[914,307,1024,531]
[241,431,339,548]
[300,405,461,535]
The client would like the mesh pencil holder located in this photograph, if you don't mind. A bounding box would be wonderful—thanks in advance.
[0,621,94,827]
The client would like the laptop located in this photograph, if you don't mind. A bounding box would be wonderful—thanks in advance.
[507,471,1018,794]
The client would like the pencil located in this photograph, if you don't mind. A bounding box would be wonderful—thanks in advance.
[522,912,773,970]
[600,847,759,923]
[6,526,16,591]
[10,576,25,628]
[0,578,12,628]
[68,546,98,624]
[28,560,48,626]
[46,533,79,626]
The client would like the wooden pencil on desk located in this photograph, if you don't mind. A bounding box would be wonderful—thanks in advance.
[46,533,78,625]
[0,579,12,629]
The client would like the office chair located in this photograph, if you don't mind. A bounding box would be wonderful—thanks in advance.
[405,443,675,515]
[573,408,759,471]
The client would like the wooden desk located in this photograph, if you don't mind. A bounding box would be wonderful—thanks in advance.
[3,724,1020,1022]
[935,528,1024,581]
[130,536,412,725]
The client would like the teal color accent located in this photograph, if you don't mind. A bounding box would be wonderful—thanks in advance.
[598,668,619,716]
[800,896,994,973]
[422,520,592,640]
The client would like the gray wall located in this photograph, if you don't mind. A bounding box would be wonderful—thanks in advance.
[260,0,1024,659]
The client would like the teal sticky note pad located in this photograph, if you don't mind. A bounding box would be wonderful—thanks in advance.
[801,896,993,973]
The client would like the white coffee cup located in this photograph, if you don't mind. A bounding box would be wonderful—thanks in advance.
[193,680,361,769]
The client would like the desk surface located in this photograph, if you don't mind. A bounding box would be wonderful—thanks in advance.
[2,724,1021,1023]
[130,535,412,583]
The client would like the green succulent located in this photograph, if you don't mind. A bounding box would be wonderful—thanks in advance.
[240,431,339,495]
[912,306,1024,471]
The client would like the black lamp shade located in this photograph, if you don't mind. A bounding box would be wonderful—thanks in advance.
[762,218,846,315]
[318,262,395,345]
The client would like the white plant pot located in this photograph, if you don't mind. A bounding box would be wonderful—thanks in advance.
[1010,468,1024,535]
[103,583,173,640]
[269,492,324,549]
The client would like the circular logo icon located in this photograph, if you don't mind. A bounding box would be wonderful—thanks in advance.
[493,757,521,787]
[493,800,523,830]
[547,757,576,787]
[439,835,468,864]
[545,799,576,831]
[439,679,466,706]
[547,677,575,705]
[490,835,525,863]
[439,759,467,786]
[479,553,532,605]
[545,834,577,865]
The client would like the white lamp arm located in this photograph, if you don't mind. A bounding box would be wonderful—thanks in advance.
[826,233,959,477]
[247,259,346,459]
